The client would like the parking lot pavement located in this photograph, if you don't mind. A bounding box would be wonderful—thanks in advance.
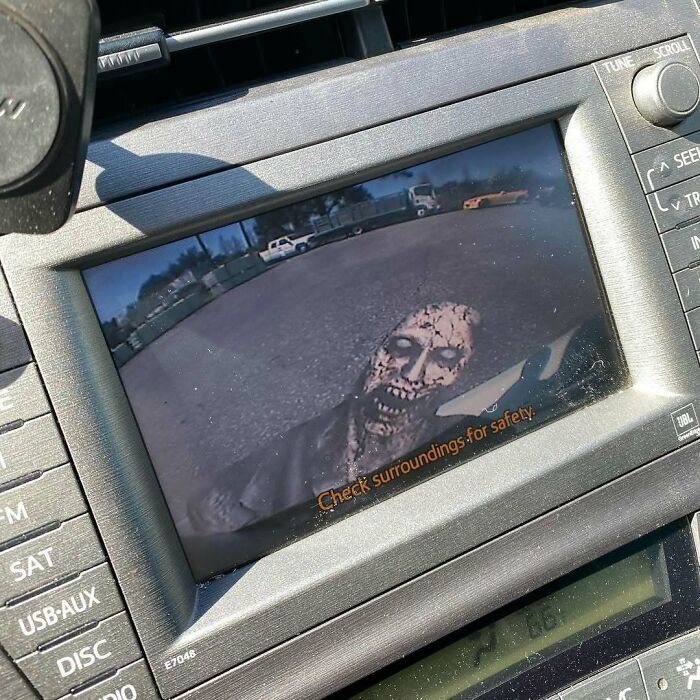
[120,204,608,526]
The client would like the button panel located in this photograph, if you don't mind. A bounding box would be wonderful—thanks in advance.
[0,644,39,699]
[599,39,700,366]
[17,612,142,700]
[0,414,68,489]
[560,659,647,699]
[0,364,51,430]
[660,224,700,272]
[674,266,700,311]
[633,132,700,193]
[0,515,104,605]
[0,563,124,659]
[553,631,700,699]
[647,174,700,232]
[686,307,700,349]
[595,37,700,153]
[57,660,160,700]
[638,630,700,699]
[0,466,86,546]
[0,265,152,700]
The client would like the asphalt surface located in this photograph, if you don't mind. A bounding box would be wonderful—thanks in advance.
[120,204,609,530]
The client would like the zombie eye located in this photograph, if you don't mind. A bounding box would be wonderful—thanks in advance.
[388,336,416,355]
[434,347,464,366]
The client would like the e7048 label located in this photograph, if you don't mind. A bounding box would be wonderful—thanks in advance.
[164,649,196,671]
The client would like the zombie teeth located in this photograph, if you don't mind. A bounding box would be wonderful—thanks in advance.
[386,386,417,401]
[373,396,407,416]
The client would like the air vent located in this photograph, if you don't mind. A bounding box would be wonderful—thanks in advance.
[93,0,390,127]
[99,0,314,35]
[382,0,583,48]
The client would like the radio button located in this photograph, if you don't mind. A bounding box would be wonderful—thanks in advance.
[686,308,700,349]
[634,133,700,194]
[17,612,142,700]
[0,515,104,605]
[56,660,159,700]
[0,414,68,489]
[674,267,700,312]
[0,269,31,374]
[0,465,85,547]
[0,645,37,700]
[646,174,700,232]
[661,223,700,272]
[0,563,123,659]
[0,364,51,431]
[638,630,700,699]
[560,659,648,699]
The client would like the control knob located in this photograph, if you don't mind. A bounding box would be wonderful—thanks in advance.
[632,59,700,127]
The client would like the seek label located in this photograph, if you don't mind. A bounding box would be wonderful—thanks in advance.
[0,563,123,659]
[634,131,700,193]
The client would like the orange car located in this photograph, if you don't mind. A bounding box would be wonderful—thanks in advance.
[463,189,529,209]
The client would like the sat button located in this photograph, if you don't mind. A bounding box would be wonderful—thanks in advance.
[0,515,104,605]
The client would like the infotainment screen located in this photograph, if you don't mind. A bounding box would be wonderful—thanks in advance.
[83,123,626,580]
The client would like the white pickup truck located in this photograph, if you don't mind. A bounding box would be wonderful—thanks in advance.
[259,235,313,264]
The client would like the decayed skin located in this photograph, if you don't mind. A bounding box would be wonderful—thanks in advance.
[340,302,480,481]
[358,302,481,437]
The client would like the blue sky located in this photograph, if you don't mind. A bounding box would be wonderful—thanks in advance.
[84,124,567,323]
[84,238,204,321]
[359,124,564,199]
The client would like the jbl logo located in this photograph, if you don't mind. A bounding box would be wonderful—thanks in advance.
[676,412,694,428]
[671,403,700,441]
[0,97,26,120]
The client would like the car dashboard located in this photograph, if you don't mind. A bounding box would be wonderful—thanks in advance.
[2,1,700,699]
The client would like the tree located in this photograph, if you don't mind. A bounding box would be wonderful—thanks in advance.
[137,246,212,300]
[251,185,375,246]
[487,166,537,192]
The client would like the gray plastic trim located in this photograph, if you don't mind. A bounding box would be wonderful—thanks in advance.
[166,0,369,52]
[4,58,700,696]
[177,443,700,700]
[80,0,689,211]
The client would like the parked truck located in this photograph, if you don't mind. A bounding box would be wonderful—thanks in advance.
[259,234,315,264]
[308,186,441,248]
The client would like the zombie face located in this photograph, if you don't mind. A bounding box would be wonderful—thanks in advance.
[359,302,480,436]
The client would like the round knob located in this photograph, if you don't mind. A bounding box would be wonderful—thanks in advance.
[0,14,61,190]
[632,60,700,127]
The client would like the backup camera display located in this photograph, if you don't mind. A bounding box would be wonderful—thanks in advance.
[83,124,625,580]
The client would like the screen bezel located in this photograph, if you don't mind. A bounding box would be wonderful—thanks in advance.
[4,47,700,700]
[334,520,700,700]
[82,122,627,583]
